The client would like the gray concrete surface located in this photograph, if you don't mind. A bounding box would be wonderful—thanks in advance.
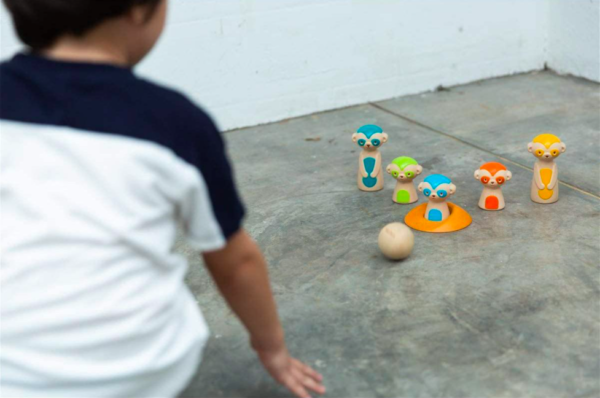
[178,71,600,398]
[375,72,600,197]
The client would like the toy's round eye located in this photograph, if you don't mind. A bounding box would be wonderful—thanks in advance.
[358,139,366,146]
[496,176,505,185]
[423,189,431,197]
[392,171,399,178]
[405,171,414,178]
[551,149,559,157]
[481,176,490,184]
[438,190,447,198]
[372,139,381,147]
[535,149,544,157]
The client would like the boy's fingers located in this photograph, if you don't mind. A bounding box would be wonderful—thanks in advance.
[289,365,324,395]
[284,377,311,398]
[300,376,326,395]
[292,358,323,381]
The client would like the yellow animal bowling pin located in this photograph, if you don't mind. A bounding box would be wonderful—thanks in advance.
[527,134,566,204]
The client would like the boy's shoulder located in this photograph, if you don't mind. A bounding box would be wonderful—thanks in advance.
[134,76,217,132]
[123,76,224,163]
[122,72,203,116]
[122,73,218,136]
[1,54,245,241]
[0,54,222,159]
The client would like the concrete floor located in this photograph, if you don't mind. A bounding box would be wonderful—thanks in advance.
[178,71,600,398]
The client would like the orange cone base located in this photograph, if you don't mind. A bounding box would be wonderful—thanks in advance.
[405,203,472,233]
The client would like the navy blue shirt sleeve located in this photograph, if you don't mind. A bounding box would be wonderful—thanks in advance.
[176,101,245,240]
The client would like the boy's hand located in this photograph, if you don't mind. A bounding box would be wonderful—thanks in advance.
[204,230,325,397]
[256,345,325,398]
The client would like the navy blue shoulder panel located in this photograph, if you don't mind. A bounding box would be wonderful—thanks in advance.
[0,53,244,239]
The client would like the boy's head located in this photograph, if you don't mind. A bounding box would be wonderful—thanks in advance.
[3,0,167,65]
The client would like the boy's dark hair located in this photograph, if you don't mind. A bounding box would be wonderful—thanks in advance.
[3,0,162,50]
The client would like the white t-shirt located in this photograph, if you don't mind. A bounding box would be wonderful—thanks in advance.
[0,54,245,397]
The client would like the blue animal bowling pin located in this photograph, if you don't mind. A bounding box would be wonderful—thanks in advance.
[352,125,388,191]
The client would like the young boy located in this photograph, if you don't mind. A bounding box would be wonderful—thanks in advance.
[0,1,325,397]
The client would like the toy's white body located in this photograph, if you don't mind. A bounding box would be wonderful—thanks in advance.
[425,201,450,221]
[478,186,507,210]
[393,180,418,204]
[531,160,559,204]
[357,150,384,192]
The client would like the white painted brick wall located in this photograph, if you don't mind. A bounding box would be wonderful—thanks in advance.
[137,0,549,130]
[547,0,600,82]
[1,0,597,131]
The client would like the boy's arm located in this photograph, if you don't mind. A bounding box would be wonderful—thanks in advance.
[203,229,325,398]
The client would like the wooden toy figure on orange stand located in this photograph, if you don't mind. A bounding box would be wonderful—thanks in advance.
[527,133,566,204]
[404,174,472,233]
[474,162,512,210]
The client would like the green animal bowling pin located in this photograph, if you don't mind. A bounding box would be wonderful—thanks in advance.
[386,156,423,204]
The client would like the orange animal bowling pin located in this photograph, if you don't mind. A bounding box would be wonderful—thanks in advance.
[474,162,512,210]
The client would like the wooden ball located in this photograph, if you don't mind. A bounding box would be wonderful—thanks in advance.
[378,223,414,260]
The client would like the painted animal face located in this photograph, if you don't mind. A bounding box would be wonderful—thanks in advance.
[418,181,456,202]
[386,164,423,181]
[527,141,566,161]
[352,132,388,151]
[474,169,512,187]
